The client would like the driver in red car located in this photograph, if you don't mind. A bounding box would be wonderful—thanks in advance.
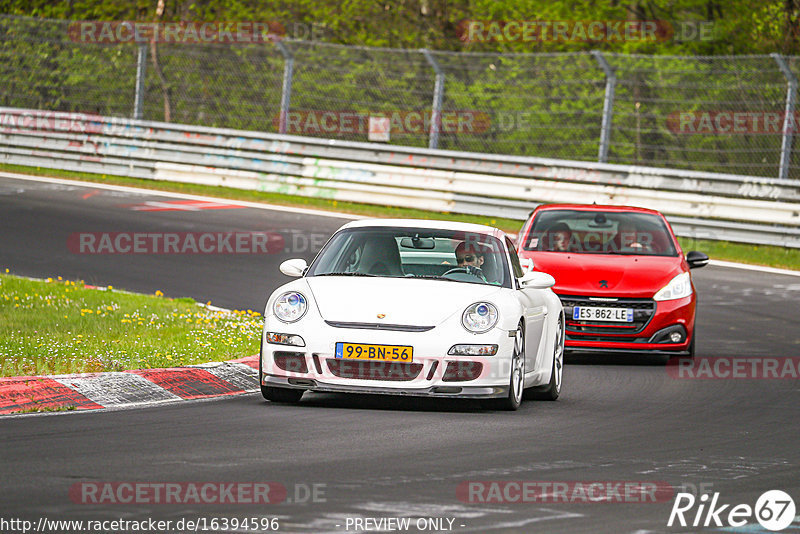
[544,222,573,252]
[616,220,647,251]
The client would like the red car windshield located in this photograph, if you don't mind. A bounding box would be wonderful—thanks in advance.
[522,210,678,256]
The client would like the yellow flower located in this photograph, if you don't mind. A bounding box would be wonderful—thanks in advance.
[155,290,164,297]
[107,285,113,290]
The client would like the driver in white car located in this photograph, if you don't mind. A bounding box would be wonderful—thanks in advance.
[455,241,488,281]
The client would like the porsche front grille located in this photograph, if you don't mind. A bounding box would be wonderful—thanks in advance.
[325,359,423,381]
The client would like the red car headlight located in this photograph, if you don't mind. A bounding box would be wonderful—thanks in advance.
[654,272,692,301]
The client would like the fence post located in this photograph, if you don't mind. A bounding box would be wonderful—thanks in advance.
[771,53,797,180]
[133,43,147,120]
[276,41,295,135]
[421,49,445,150]
[592,50,616,164]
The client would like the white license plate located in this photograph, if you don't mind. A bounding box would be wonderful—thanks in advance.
[573,306,633,322]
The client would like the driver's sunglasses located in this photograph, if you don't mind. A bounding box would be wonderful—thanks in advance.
[457,254,476,263]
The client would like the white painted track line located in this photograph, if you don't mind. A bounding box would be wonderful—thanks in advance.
[0,170,361,220]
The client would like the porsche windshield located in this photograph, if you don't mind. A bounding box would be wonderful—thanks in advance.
[522,210,678,256]
[307,227,512,287]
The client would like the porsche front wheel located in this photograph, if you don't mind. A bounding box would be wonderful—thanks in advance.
[485,321,525,411]
[259,337,304,404]
[529,313,563,401]
[261,385,304,404]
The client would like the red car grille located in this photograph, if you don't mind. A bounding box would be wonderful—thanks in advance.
[560,296,656,336]
[326,359,423,381]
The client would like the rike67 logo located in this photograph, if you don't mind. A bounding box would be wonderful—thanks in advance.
[668,490,796,531]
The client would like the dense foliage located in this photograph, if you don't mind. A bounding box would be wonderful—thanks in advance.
[1,1,799,178]
[2,0,799,55]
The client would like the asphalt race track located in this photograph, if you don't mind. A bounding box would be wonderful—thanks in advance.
[1,174,799,533]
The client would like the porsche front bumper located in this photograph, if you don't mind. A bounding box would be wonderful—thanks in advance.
[262,376,510,399]
[261,317,517,399]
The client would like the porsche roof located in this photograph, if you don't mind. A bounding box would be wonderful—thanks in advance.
[338,218,505,236]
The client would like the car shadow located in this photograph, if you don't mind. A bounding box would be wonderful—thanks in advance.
[566,352,670,366]
[292,392,494,413]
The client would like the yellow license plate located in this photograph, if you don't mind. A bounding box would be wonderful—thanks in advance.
[335,342,413,362]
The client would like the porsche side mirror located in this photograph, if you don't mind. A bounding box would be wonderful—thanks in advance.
[520,271,556,289]
[686,251,709,269]
[279,258,308,277]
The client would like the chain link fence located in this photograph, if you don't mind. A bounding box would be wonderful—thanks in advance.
[2,15,800,179]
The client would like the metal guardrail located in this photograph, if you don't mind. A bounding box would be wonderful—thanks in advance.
[1,107,799,248]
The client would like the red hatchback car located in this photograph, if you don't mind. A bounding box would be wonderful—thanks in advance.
[516,204,708,359]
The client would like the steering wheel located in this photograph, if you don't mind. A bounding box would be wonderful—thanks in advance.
[443,267,470,276]
[444,266,487,280]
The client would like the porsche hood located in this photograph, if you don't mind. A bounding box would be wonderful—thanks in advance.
[305,277,502,326]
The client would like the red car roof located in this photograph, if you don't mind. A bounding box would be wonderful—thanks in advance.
[531,204,667,217]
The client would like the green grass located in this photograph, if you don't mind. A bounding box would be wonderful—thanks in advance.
[677,237,800,271]
[0,273,262,377]
[1,163,799,270]
[16,405,77,414]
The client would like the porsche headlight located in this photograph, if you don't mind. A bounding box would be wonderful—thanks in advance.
[273,291,308,323]
[462,302,498,333]
[654,272,692,301]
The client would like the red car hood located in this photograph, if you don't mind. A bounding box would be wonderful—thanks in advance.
[530,253,685,298]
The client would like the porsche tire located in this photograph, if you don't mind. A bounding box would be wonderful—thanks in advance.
[259,337,304,404]
[484,321,525,411]
[261,385,304,404]
[528,313,563,401]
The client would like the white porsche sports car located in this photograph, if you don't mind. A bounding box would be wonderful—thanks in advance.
[259,219,564,410]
